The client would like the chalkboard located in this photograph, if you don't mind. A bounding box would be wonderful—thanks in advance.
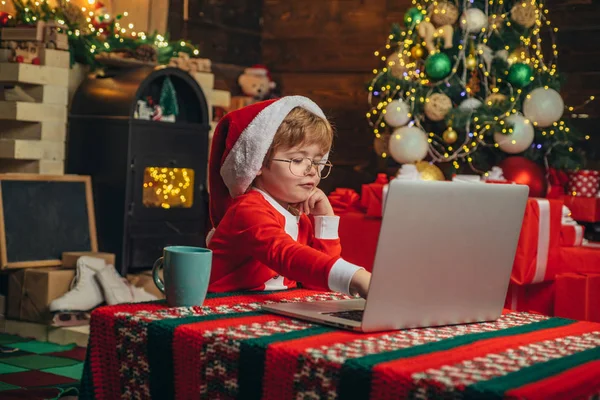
[0,174,97,269]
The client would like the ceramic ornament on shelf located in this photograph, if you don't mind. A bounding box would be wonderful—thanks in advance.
[493,113,534,154]
[384,99,411,127]
[424,93,452,121]
[460,9,489,33]
[388,126,430,164]
[523,87,564,127]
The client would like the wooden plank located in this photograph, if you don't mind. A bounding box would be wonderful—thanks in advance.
[211,89,231,108]
[0,159,64,175]
[262,0,387,39]
[191,71,215,94]
[263,34,387,73]
[39,49,70,69]
[11,85,69,105]
[275,72,373,110]
[0,63,69,87]
[0,139,42,159]
[0,121,66,141]
[0,139,64,161]
[0,101,67,122]
[173,21,261,65]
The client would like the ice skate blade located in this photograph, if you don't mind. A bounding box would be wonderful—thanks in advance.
[51,311,91,327]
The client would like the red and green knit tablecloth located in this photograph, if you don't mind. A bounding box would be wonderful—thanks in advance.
[79,288,600,399]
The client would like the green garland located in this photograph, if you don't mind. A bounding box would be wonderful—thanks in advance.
[9,0,200,69]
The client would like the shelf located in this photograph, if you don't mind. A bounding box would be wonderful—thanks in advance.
[0,101,67,123]
[0,62,69,86]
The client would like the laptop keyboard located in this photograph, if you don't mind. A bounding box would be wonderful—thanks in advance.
[324,309,364,322]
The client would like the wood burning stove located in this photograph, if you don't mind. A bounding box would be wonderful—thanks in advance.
[67,67,210,275]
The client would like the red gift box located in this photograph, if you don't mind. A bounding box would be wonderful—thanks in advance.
[560,224,585,247]
[554,273,600,322]
[512,198,563,285]
[504,281,555,316]
[567,170,600,198]
[561,195,600,223]
[360,174,388,218]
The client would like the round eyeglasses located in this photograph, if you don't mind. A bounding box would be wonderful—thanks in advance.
[271,157,333,179]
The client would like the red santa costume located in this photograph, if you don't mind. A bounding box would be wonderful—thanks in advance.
[207,96,363,294]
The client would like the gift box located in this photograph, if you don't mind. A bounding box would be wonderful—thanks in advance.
[512,198,563,285]
[360,173,388,218]
[561,195,600,223]
[7,267,75,323]
[504,281,555,316]
[567,170,600,198]
[556,246,600,276]
[560,205,585,247]
[560,225,585,247]
[328,188,361,215]
[554,273,600,322]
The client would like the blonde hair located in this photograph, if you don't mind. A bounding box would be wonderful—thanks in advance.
[264,107,333,164]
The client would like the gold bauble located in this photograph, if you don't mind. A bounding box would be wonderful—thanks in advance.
[424,93,453,122]
[511,1,538,29]
[429,1,459,27]
[507,46,528,65]
[465,54,478,70]
[442,127,458,144]
[415,161,445,181]
[410,44,425,59]
[388,50,410,78]
[485,93,507,106]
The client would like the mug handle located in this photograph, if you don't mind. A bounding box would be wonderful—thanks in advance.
[152,257,166,294]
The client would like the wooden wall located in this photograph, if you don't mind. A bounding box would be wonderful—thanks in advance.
[263,0,600,192]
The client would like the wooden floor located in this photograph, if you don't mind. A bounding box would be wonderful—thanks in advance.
[0,318,89,348]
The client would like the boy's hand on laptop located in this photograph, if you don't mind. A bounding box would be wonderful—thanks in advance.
[350,269,371,299]
[295,188,334,217]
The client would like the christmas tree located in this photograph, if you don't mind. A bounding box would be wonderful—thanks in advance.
[368,0,594,176]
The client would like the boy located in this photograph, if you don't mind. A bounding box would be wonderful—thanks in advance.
[207,96,371,298]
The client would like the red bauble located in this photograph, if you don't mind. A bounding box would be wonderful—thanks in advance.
[15,55,24,63]
[0,12,10,27]
[31,57,41,65]
[499,156,548,198]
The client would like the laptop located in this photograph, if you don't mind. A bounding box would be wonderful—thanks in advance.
[262,179,529,332]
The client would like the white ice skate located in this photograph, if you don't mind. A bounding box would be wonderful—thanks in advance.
[95,264,158,305]
[49,256,107,327]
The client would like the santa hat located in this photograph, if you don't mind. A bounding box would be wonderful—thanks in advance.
[209,96,327,229]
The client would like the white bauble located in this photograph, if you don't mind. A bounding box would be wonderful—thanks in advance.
[384,99,411,127]
[493,113,534,154]
[494,49,509,62]
[388,126,429,163]
[523,87,564,128]
[459,98,483,111]
[460,9,489,33]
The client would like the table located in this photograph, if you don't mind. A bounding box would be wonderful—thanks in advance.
[80,289,600,399]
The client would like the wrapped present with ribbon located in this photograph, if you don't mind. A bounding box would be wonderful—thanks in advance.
[561,195,600,223]
[512,198,563,285]
[547,168,569,199]
[567,169,600,198]
[504,281,555,316]
[555,273,600,322]
[328,188,360,215]
[360,173,389,218]
[560,205,585,247]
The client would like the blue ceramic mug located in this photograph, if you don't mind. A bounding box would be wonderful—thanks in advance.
[152,246,212,307]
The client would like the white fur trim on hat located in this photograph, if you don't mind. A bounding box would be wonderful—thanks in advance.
[220,96,327,197]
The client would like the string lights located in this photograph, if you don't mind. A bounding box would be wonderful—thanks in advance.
[368,0,594,173]
[143,167,194,209]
